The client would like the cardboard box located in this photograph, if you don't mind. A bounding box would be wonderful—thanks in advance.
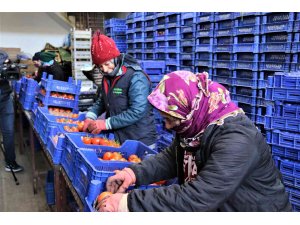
[0,47,21,61]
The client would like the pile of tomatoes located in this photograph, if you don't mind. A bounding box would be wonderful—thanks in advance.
[40,88,75,100]
[48,107,79,118]
[63,121,85,132]
[99,152,141,163]
[81,136,121,147]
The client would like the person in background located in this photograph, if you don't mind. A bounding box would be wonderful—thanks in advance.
[0,57,23,172]
[96,70,291,212]
[82,32,157,149]
[37,52,67,82]
[31,51,43,82]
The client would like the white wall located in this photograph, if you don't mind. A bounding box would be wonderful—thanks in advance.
[0,12,72,56]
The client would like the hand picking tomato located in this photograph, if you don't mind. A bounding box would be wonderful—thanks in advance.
[96,191,112,203]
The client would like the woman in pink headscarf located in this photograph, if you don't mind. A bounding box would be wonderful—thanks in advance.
[96,71,291,212]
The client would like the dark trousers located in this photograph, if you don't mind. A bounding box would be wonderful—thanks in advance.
[0,92,15,164]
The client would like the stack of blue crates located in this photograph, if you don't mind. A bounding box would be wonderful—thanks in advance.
[165,13,181,73]
[265,72,300,212]
[37,73,81,111]
[105,18,127,52]
[18,76,39,110]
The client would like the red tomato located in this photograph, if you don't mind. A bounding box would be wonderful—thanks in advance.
[77,121,84,132]
[128,154,139,162]
[112,152,122,160]
[103,152,113,160]
[82,136,92,145]
[130,158,141,163]
[96,191,112,202]
[91,137,102,145]
[71,126,79,132]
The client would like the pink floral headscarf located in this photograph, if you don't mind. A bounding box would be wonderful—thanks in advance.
[148,71,244,143]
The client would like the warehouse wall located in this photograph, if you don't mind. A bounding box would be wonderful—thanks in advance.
[0,12,72,56]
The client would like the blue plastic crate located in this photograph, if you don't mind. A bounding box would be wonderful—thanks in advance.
[266,88,300,102]
[73,141,158,202]
[261,52,292,64]
[270,130,300,149]
[212,76,233,86]
[133,12,145,22]
[154,32,166,42]
[280,159,300,179]
[265,116,300,132]
[154,52,166,60]
[233,86,257,97]
[165,14,181,28]
[214,27,234,37]
[196,12,214,23]
[38,93,79,109]
[140,60,165,75]
[196,23,214,38]
[282,174,300,189]
[166,65,181,73]
[260,42,292,53]
[271,103,300,119]
[214,12,235,21]
[233,70,259,79]
[41,74,81,95]
[272,144,300,161]
[104,18,126,27]
[291,62,300,72]
[270,72,300,88]
[45,170,55,205]
[195,37,214,52]
[105,26,126,35]
[165,53,180,65]
[144,19,154,31]
[231,94,257,105]
[154,16,166,30]
[261,21,294,33]
[149,75,164,83]
[213,68,233,77]
[233,43,260,53]
[145,12,155,20]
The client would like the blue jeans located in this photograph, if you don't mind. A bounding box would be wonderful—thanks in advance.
[0,92,15,164]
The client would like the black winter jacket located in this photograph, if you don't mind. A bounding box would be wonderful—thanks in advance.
[36,61,67,82]
[128,114,292,212]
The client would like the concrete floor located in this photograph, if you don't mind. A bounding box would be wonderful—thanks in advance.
[0,131,52,212]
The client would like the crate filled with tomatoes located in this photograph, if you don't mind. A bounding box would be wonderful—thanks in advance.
[38,87,80,109]
[66,133,157,202]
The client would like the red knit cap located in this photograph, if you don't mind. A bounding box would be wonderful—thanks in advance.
[91,32,120,65]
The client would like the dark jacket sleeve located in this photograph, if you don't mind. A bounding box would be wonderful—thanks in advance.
[48,62,66,81]
[127,126,260,212]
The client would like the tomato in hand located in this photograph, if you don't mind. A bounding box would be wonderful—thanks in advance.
[96,191,112,203]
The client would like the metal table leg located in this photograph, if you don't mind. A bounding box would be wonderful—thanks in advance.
[18,105,24,155]
[54,168,67,211]
[29,124,38,194]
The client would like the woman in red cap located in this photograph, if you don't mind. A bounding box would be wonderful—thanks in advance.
[83,33,157,148]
